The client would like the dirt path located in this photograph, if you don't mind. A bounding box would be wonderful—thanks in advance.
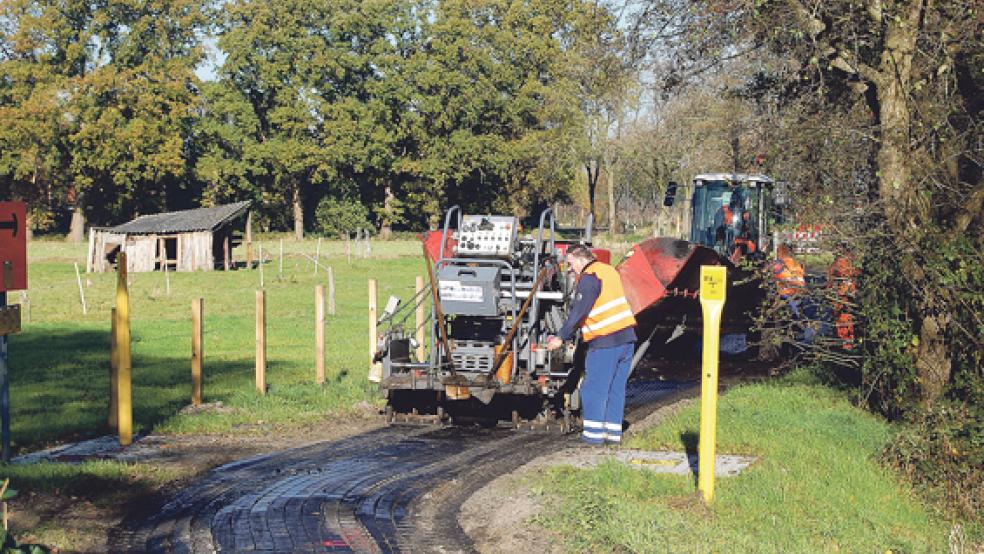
[11,415,385,553]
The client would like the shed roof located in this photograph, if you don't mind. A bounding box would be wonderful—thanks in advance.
[109,201,251,235]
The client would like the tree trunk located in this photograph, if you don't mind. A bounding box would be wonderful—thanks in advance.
[292,186,304,240]
[380,185,395,240]
[873,0,950,405]
[585,161,600,221]
[605,155,618,237]
[67,207,85,243]
[916,313,951,406]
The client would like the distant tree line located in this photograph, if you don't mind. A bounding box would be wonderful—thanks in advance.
[0,0,626,238]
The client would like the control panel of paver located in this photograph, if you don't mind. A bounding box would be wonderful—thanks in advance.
[456,215,518,257]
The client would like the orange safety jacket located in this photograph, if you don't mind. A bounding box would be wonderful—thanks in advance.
[579,262,637,342]
[772,255,806,297]
[827,255,857,301]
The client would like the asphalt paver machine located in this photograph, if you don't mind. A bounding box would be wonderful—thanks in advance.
[375,207,609,426]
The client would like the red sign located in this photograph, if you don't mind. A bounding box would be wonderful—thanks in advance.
[0,202,27,292]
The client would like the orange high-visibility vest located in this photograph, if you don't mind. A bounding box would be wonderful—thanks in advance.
[773,255,806,297]
[579,262,637,342]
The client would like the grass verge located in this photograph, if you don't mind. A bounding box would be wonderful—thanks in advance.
[534,370,971,552]
[7,237,424,451]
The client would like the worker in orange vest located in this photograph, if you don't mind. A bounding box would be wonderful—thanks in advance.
[773,243,806,297]
[546,244,637,445]
[772,243,811,342]
[827,244,858,349]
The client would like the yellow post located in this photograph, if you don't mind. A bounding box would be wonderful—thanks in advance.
[108,308,118,429]
[698,265,727,504]
[115,252,133,446]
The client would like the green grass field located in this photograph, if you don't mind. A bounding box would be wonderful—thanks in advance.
[535,370,973,552]
[7,236,424,452]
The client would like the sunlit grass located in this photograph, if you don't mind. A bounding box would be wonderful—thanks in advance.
[535,370,957,552]
[8,237,425,451]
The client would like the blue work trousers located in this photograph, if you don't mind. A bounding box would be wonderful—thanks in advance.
[581,342,634,445]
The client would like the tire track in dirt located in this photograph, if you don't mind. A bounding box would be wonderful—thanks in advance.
[112,379,694,553]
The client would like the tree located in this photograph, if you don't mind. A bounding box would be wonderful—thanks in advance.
[0,0,209,235]
[205,0,409,238]
[744,0,982,407]
[395,0,600,223]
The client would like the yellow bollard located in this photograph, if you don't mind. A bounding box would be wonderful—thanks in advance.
[115,252,133,446]
[698,265,727,504]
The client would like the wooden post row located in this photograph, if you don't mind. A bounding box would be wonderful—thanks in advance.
[415,276,425,362]
[256,290,266,394]
[115,252,133,446]
[315,285,325,384]
[191,298,203,405]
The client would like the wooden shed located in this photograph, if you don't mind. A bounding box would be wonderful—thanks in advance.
[86,201,251,273]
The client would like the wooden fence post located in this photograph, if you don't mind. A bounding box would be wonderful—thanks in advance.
[315,285,325,384]
[278,239,284,277]
[115,252,133,446]
[368,279,382,382]
[314,237,322,276]
[415,276,425,362]
[109,307,118,429]
[74,262,87,314]
[255,290,266,394]
[246,210,253,268]
[259,244,264,288]
[327,266,336,315]
[191,298,203,405]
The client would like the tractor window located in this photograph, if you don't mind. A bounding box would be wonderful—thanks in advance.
[691,181,761,252]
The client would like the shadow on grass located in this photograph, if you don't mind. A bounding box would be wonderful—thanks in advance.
[6,327,260,453]
[680,430,699,485]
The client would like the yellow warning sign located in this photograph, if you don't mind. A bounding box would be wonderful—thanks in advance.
[700,266,727,302]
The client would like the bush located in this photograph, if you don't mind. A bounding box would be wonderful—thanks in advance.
[315,197,371,238]
[884,401,984,525]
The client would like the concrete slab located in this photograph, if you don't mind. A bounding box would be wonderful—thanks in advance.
[549,448,757,477]
[613,450,757,476]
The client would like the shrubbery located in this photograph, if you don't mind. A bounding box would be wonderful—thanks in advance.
[315,197,372,239]
[859,232,983,524]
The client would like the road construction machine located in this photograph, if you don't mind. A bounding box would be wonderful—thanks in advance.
[374,173,784,424]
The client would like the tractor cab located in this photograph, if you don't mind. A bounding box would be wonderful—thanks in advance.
[667,173,780,260]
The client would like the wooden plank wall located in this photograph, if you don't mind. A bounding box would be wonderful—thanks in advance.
[178,232,213,271]
[90,230,222,272]
[90,231,127,273]
[125,236,157,272]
